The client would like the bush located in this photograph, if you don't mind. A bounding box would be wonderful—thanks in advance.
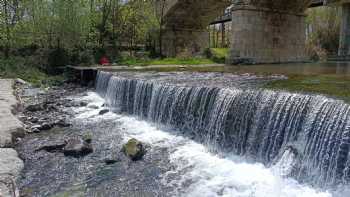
[47,48,69,75]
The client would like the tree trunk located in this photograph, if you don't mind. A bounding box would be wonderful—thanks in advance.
[3,0,10,58]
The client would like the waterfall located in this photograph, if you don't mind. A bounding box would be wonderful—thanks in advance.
[95,71,350,187]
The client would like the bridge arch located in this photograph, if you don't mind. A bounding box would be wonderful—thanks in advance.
[160,0,350,64]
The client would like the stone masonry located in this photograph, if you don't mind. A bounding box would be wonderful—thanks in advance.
[0,79,24,197]
[227,6,307,64]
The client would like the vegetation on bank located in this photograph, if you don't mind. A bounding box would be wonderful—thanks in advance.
[115,48,228,66]
[0,57,66,87]
[265,75,350,103]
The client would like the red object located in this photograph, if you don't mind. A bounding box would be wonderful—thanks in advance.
[99,56,110,65]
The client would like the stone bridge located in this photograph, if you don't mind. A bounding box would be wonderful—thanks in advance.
[159,0,350,64]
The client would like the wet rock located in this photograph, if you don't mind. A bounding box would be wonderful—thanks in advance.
[40,123,53,131]
[104,158,121,165]
[80,101,88,107]
[36,142,66,153]
[29,117,39,123]
[99,109,109,115]
[15,78,27,85]
[54,119,71,128]
[272,146,301,177]
[63,138,93,157]
[88,104,99,109]
[122,138,146,161]
[30,125,42,132]
[26,103,44,112]
[30,123,52,132]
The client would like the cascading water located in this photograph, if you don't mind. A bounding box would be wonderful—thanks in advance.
[95,71,350,188]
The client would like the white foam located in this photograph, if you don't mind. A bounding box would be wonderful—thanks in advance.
[73,92,333,197]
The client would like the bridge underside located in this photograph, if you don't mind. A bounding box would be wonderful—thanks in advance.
[162,0,231,57]
[162,0,350,64]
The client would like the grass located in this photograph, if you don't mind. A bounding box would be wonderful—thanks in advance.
[207,48,229,63]
[0,56,65,87]
[117,57,215,66]
[210,48,229,59]
[264,74,350,103]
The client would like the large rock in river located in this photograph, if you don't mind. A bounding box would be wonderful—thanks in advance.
[122,138,146,161]
[63,138,93,157]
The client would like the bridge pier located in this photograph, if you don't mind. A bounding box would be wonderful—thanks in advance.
[162,28,209,57]
[339,3,350,56]
[227,7,307,64]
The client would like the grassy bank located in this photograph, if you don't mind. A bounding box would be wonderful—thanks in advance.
[265,75,350,103]
[0,57,65,87]
[117,57,216,66]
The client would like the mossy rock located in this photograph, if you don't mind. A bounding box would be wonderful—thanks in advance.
[82,133,93,143]
[122,138,146,161]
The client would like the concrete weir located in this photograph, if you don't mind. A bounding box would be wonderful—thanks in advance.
[0,79,24,197]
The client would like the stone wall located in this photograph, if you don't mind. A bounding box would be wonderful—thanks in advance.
[227,7,307,64]
[339,3,350,56]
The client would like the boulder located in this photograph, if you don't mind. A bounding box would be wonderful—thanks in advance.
[122,138,146,161]
[63,138,93,157]
[99,109,109,115]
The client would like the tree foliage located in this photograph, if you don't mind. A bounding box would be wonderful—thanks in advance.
[0,0,159,61]
[306,7,341,59]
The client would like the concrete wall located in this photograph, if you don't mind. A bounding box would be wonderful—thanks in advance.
[227,7,307,64]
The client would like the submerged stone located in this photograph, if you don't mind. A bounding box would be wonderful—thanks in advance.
[99,109,109,115]
[122,138,146,161]
[63,138,93,157]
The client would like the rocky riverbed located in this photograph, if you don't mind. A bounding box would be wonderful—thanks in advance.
[13,82,173,197]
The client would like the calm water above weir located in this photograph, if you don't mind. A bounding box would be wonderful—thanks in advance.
[100,62,350,77]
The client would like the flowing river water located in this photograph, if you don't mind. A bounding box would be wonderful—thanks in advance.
[17,71,350,197]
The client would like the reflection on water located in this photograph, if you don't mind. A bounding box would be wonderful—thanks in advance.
[227,62,350,76]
